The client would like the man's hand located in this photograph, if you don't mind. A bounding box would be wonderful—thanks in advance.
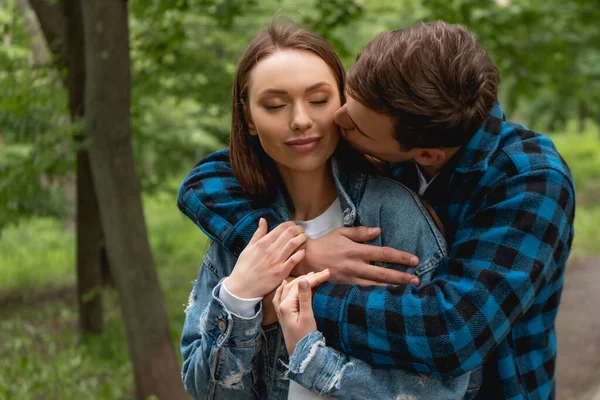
[274,270,330,355]
[294,226,420,286]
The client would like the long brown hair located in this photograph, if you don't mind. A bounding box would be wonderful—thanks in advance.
[230,22,346,203]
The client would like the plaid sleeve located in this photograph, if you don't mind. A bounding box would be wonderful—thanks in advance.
[177,149,283,256]
[312,166,575,377]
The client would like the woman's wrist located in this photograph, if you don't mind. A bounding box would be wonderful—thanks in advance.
[224,276,259,299]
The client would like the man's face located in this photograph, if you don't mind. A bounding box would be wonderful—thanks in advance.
[333,95,415,163]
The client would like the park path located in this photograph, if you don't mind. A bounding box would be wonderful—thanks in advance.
[556,256,600,399]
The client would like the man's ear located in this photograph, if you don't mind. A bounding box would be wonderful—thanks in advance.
[413,148,447,167]
[241,99,258,136]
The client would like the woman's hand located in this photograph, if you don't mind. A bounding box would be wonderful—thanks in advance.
[226,219,308,299]
[274,270,330,355]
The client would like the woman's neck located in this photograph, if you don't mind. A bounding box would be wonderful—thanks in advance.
[277,163,338,221]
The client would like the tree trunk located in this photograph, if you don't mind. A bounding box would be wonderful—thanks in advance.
[64,0,105,335]
[28,0,68,75]
[80,1,187,399]
[15,0,50,66]
[27,0,107,336]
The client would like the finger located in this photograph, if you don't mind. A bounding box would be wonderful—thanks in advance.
[281,276,297,302]
[338,226,381,242]
[278,232,308,260]
[297,280,314,319]
[270,224,305,254]
[360,244,419,267]
[278,249,306,277]
[355,263,420,285]
[343,277,390,286]
[262,221,298,244]
[272,280,286,316]
[249,218,268,245]
[303,269,330,288]
[280,281,300,313]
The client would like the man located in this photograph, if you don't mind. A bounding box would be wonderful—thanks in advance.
[178,21,575,399]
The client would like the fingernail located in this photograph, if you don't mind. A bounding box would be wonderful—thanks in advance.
[410,278,419,286]
[299,280,309,290]
[307,272,314,276]
[259,218,265,227]
[410,257,419,266]
[368,227,380,234]
[322,269,330,274]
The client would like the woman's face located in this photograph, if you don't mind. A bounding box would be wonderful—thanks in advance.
[246,49,341,175]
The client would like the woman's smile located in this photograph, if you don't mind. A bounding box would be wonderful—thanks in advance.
[285,136,322,153]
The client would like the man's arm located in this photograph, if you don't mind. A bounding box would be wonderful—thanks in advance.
[311,167,575,377]
[177,149,419,284]
[177,149,282,256]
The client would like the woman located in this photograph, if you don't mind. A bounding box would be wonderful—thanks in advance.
[180,23,478,399]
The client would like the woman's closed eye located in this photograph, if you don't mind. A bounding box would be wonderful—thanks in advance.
[309,98,329,105]
[264,103,285,110]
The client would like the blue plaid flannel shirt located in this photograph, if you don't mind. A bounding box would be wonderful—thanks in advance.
[177,104,575,399]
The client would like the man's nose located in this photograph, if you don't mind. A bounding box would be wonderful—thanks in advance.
[333,104,354,130]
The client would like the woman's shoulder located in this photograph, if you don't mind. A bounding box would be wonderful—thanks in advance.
[362,173,422,207]
[360,173,447,256]
[202,240,238,277]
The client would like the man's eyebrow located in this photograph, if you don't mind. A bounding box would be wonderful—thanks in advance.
[260,82,332,96]
[347,112,372,139]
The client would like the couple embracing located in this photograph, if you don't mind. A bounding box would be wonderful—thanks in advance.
[178,20,574,400]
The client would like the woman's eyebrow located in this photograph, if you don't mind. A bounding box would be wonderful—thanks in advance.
[304,81,332,92]
[259,82,332,96]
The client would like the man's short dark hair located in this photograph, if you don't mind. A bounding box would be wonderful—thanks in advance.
[347,21,500,149]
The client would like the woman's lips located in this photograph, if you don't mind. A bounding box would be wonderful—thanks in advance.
[286,137,322,153]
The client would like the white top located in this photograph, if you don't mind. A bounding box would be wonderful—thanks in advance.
[416,164,439,196]
[219,197,343,399]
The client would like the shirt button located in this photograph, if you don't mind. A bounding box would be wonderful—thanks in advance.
[218,320,227,332]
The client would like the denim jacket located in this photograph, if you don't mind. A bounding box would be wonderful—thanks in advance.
[181,156,481,399]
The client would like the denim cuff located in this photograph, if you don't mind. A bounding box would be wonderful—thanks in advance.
[201,283,263,348]
[287,331,341,393]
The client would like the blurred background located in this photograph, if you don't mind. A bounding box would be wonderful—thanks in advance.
[0,0,598,399]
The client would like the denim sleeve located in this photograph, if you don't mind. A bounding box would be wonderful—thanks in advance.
[287,331,470,399]
[177,149,284,256]
[181,260,263,399]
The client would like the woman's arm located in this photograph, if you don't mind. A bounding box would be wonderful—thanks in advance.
[181,258,263,399]
[181,221,309,398]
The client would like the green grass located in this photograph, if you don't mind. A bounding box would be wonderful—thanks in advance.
[550,123,600,255]
[0,127,598,398]
[0,183,205,400]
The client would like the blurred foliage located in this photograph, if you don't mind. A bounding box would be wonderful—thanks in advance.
[0,0,598,231]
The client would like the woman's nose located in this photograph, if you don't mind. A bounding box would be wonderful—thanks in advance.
[290,105,313,131]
